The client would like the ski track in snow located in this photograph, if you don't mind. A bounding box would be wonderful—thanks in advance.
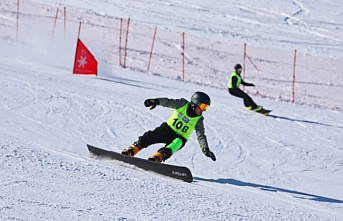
[1,59,343,220]
[1,49,343,220]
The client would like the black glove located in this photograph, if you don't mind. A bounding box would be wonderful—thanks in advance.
[248,83,255,87]
[144,99,159,110]
[202,148,216,161]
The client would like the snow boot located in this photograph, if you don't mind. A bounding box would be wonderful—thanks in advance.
[148,147,172,163]
[253,106,263,112]
[122,143,141,156]
[148,152,163,163]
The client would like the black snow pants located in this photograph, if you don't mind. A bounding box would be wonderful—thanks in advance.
[228,88,258,109]
[137,122,187,149]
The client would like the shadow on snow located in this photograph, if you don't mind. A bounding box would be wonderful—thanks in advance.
[194,177,343,203]
[268,114,343,129]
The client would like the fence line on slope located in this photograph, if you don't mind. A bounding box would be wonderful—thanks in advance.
[2,0,342,110]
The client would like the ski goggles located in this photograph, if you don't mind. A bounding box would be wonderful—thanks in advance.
[191,98,210,111]
[199,103,210,111]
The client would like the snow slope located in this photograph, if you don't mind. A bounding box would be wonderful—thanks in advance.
[36,0,343,60]
[1,0,343,220]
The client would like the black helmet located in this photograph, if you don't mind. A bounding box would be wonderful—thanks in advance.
[190,91,211,111]
[234,64,242,70]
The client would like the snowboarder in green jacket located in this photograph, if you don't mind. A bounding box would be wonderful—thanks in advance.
[228,64,264,112]
[122,91,216,163]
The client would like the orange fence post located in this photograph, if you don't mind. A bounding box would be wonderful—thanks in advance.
[182,32,185,81]
[292,50,297,103]
[243,43,247,91]
[147,26,157,72]
[16,0,20,41]
[64,7,66,33]
[51,7,60,40]
[123,18,130,68]
[119,18,123,66]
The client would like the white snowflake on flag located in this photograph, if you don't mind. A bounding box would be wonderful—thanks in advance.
[77,56,88,68]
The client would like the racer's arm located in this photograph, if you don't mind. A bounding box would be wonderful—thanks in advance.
[241,79,255,87]
[195,118,216,161]
[144,98,188,109]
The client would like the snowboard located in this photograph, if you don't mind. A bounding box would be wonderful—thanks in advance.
[87,144,193,183]
[256,109,272,116]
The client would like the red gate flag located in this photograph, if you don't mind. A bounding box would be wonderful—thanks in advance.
[73,38,98,75]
